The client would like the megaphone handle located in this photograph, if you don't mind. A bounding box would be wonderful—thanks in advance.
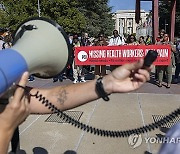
[0,49,28,94]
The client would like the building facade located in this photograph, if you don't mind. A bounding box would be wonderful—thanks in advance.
[113,10,150,37]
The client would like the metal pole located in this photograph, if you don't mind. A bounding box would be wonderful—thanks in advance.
[165,19,166,32]
[38,0,41,17]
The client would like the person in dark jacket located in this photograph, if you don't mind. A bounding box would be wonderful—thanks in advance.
[174,39,180,83]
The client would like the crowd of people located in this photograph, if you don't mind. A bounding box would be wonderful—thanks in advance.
[0,31,12,50]
[0,28,179,86]
[51,29,180,87]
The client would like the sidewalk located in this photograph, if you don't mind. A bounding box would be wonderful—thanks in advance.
[9,76,180,154]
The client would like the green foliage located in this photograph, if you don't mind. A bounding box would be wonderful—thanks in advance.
[0,0,114,36]
[40,0,86,34]
[175,0,180,37]
[0,0,38,30]
[78,0,114,37]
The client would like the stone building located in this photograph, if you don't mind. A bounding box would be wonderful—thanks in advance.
[113,10,150,37]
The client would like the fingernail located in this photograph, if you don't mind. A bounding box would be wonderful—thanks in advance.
[23,72,29,76]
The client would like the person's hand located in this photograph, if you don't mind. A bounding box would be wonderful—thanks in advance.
[0,72,30,133]
[103,59,151,94]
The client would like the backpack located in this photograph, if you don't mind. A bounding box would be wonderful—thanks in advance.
[119,35,122,41]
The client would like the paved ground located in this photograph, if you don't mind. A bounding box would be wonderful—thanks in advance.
[8,72,180,154]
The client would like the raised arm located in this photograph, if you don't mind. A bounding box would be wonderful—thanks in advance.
[29,59,151,114]
[0,72,30,154]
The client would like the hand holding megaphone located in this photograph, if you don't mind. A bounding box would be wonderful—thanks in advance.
[0,17,71,95]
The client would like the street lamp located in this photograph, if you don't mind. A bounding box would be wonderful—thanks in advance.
[38,0,41,17]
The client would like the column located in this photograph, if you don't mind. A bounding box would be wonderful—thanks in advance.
[170,0,176,42]
[152,0,159,43]
[133,16,136,34]
[135,0,140,24]
[115,14,119,31]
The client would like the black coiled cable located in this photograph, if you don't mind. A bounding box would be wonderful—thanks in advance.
[30,91,180,138]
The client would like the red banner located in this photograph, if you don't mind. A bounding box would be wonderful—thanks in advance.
[75,45,171,65]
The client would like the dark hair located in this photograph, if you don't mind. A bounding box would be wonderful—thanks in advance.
[139,36,144,40]
[98,33,104,37]
[68,33,73,36]
[160,29,165,34]
[127,34,136,43]
[113,30,118,34]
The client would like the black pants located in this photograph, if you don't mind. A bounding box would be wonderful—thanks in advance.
[175,63,180,79]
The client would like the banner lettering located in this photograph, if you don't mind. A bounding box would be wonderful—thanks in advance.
[75,45,171,65]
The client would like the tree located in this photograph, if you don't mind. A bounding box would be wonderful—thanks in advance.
[0,0,86,34]
[40,0,86,34]
[0,0,38,30]
[159,0,180,37]
[0,0,114,36]
[78,0,114,37]
[174,0,180,37]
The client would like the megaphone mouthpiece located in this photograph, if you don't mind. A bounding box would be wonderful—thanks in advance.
[0,49,28,94]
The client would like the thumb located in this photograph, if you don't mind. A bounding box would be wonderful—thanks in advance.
[123,59,144,71]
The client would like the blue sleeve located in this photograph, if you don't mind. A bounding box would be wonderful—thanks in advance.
[0,49,28,94]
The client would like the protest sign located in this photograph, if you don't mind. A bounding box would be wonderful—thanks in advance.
[75,45,171,65]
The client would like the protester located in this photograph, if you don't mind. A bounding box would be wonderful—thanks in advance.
[156,33,176,88]
[155,29,166,80]
[108,29,125,71]
[80,32,91,46]
[108,30,125,46]
[65,33,74,81]
[80,32,92,74]
[94,33,108,78]
[2,34,12,49]
[174,39,180,83]
[138,36,146,45]
[72,35,86,83]
[127,34,139,45]
[68,33,73,45]
[145,35,152,45]
[0,36,4,50]
[0,58,152,153]
[156,29,166,44]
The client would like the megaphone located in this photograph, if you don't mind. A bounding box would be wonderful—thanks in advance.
[0,17,71,95]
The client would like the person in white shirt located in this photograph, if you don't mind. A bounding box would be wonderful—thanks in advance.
[108,30,125,46]
[108,30,125,71]
[0,36,4,50]
[2,34,12,49]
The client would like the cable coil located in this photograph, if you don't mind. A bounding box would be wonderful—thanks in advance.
[31,91,180,138]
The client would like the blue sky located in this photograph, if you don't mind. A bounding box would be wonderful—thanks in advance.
[108,0,152,12]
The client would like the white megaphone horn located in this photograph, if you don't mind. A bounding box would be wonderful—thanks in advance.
[0,17,71,95]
